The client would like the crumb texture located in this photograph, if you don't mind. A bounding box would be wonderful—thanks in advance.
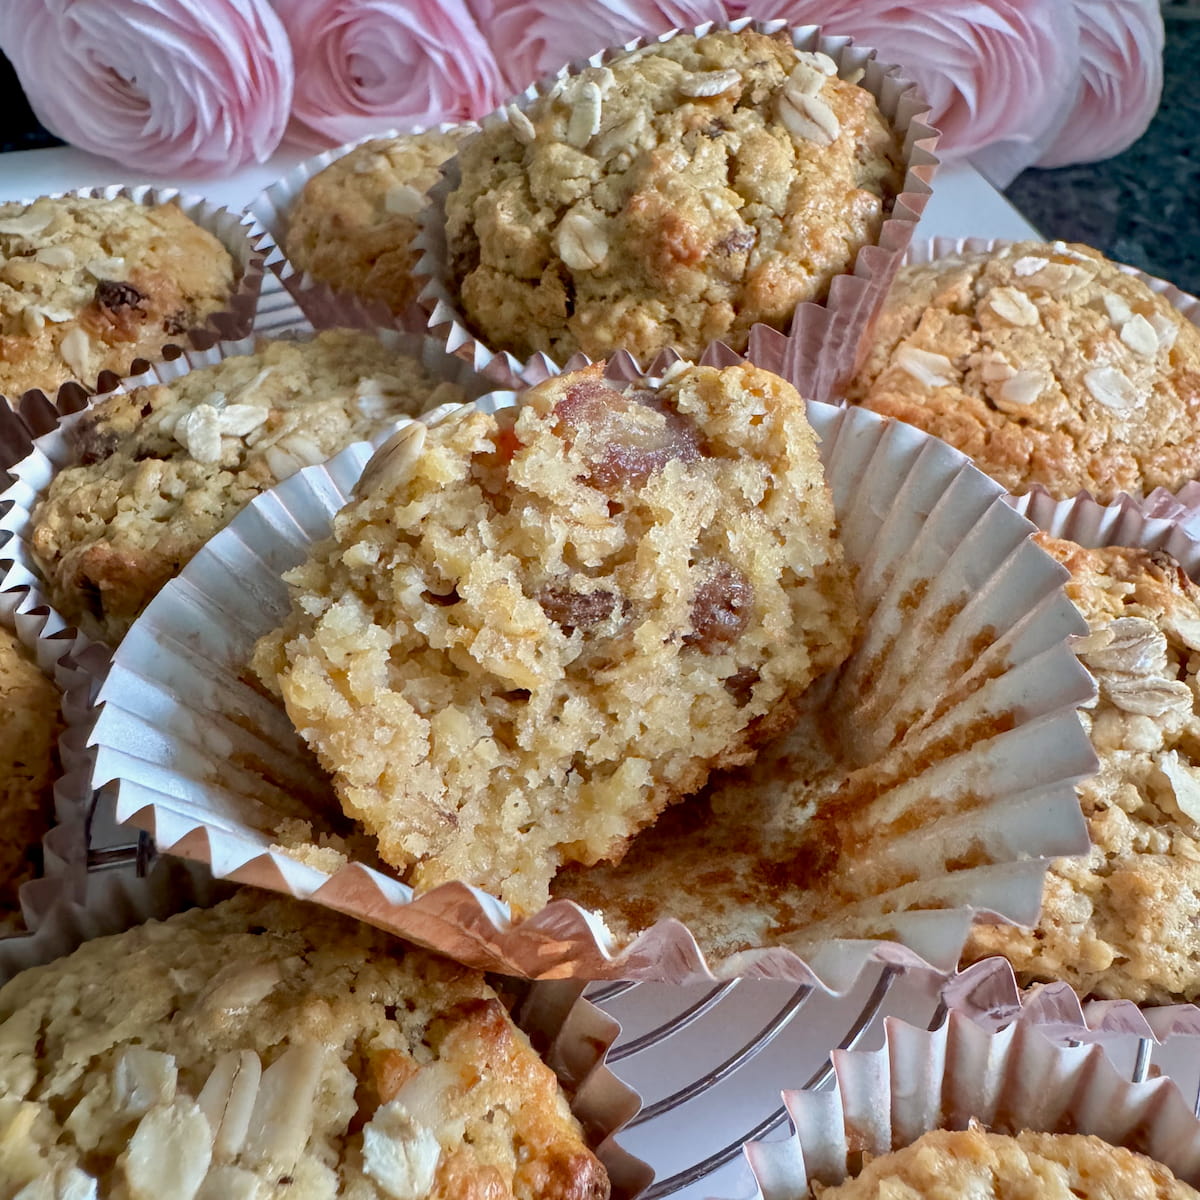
[811,1128,1198,1200]
[848,240,1200,502]
[446,29,901,363]
[0,629,62,935]
[254,362,855,915]
[964,537,1200,1003]
[287,130,470,314]
[0,892,608,1200]
[30,331,467,642]
[0,195,236,398]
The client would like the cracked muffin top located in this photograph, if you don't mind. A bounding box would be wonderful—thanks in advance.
[286,129,470,316]
[252,361,855,916]
[847,240,1200,503]
[0,891,609,1200]
[445,28,903,364]
[0,194,237,399]
[964,536,1200,1004]
[30,330,467,643]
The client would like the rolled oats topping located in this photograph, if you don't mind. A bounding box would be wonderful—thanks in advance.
[446,28,903,363]
[849,240,1200,501]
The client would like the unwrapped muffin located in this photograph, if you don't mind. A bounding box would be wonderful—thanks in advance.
[0,628,63,936]
[286,130,470,316]
[0,890,609,1198]
[848,240,1200,503]
[253,362,855,916]
[29,330,468,642]
[809,1127,1197,1200]
[0,195,238,399]
[444,28,903,364]
[963,536,1200,1003]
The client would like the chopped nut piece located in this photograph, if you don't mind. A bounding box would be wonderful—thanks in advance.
[355,420,428,498]
[1148,310,1180,352]
[0,206,54,238]
[979,354,1016,384]
[778,86,840,145]
[988,286,1039,326]
[240,1043,324,1174]
[123,1101,213,1200]
[567,80,603,148]
[1102,291,1134,326]
[554,210,609,271]
[997,369,1047,406]
[1011,255,1049,277]
[680,68,742,97]
[113,1048,178,1117]
[34,245,74,268]
[506,104,536,145]
[58,326,92,379]
[1120,313,1159,357]
[362,1101,442,1200]
[196,1050,262,1161]
[1083,365,1139,413]
[384,184,424,217]
[175,404,224,463]
[894,345,955,388]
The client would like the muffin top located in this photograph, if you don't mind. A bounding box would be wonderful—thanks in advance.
[0,891,609,1199]
[964,537,1200,1003]
[0,194,237,399]
[0,628,62,935]
[252,362,854,916]
[30,330,467,642]
[445,29,902,363]
[812,1127,1197,1199]
[286,129,470,315]
[847,240,1200,502]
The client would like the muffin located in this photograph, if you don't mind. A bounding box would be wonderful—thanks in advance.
[847,240,1200,503]
[963,536,1200,1003]
[252,362,856,916]
[810,1127,1197,1200]
[444,28,903,364]
[0,194,237,399]
[0,890,609,1198]
[0,628,63,935]
[286,130,470,316]
[29,330,468,642]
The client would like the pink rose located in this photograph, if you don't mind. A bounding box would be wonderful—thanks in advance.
[723,1,1079,175]
[0,0,293,177]
[469,0,728,96]
[275,0,506,147]
[1036,0,1164,168]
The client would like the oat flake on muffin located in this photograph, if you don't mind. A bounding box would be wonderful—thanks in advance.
[0,195,237,400]
[253,361,855,916]
[445,28,903,364]
[848,240,1200,503]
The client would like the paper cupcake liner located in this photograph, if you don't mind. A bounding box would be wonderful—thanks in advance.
[736,1010,1200,1198]
[247,124,474,341]
[0,184,263,436]
[415,17,939,398]
[896,235,1200,526]
[0,863,650,1199]
[81,373,1094,986]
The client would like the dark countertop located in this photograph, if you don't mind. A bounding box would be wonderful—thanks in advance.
[1,18,1197,291]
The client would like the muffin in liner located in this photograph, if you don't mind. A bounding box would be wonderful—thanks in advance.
[0,869,651,1199]
[734,1009,1200,1198]
[874,235,1200,517]
[77,368,1095,986]
[0,184,264,424]
[0,310,500,654]
[415,18,939,401]
[247,124,473,340]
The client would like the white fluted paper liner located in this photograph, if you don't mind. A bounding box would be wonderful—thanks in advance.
[0,865,651,1200]
[737,1012,1200,1198]
[82,382,1095,986]
[0,184,263,423]
[247,124,473,339]
[415,17,938,398]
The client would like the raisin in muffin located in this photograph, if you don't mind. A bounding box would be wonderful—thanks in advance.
[847,241,1200,503]
[253,362,855,916]
[30,330,467,643]
[961,537,1200,1003]
[0,891,609,1199]
[445,29,902,363]
[0,194,237,399]
[810,1128,1197,1200]
[0,628,63,935]
[286,129,470,315]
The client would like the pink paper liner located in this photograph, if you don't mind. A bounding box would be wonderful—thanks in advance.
[246,124,473,340]
[895,235,1200,529]
[415,17,939,398]
[737,1011,1200,1198]
[0,184,263,436]
[80,382,1097,988]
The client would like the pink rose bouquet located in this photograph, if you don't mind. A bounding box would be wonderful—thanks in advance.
[274,0,507,147]
[0,0,293,176]
[469,0,727,96]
